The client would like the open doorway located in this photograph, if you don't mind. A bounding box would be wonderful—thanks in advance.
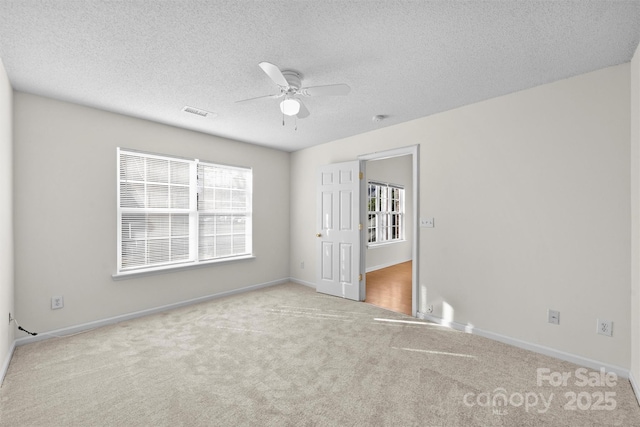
[366,260,412,315]
[359,147,418,316]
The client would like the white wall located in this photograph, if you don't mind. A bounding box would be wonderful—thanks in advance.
[630,44,640,392]
[365,155,413,271]
[0,58,14,380]
[13,93,290,334]
[290,64,631,368]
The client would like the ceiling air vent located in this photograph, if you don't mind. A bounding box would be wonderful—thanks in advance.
[182,106,216,118]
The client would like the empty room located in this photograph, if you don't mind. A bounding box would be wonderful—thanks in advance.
[1,1,640,425]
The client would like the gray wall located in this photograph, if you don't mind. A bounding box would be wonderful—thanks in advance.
[13,93,290,334]
[630,43,640,393]
[0,59,14,380]
[290,64,631,368]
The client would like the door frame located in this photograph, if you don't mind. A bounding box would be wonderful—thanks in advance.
[358,145,419,317]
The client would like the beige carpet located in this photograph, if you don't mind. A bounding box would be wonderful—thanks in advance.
[1,282,638,426]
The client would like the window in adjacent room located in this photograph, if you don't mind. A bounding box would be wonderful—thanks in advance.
[116,148,252,275]
[367,181,404,245]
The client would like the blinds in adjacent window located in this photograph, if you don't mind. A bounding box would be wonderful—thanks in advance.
[117,149,252,274]
[367,181,404,245]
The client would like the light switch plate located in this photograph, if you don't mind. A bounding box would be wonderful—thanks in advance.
[420,217,434,228]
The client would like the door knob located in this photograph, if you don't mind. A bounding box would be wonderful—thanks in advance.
[316,233,322,237]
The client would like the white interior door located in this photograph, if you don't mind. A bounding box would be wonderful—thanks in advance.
[316,161,364,301]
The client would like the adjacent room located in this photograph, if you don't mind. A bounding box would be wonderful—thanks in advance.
[1,1,640,425]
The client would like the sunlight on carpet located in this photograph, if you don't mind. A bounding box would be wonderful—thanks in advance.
[1,282,638,426]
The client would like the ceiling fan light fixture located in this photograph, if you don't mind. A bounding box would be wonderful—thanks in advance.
[280,98,301,116]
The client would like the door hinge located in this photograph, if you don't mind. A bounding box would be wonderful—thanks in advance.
[359,274,363,281]
[358,223,362,230]
[359,172,363,180]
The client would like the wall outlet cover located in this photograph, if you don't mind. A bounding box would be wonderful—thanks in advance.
[51,296,64,310]
[548,309,560,325]
[597,319,613,337]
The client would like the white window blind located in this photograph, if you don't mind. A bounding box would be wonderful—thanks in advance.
[117,148,252,274]
[197,163,252,261]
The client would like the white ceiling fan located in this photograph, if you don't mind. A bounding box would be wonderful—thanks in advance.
[237,62,350,120]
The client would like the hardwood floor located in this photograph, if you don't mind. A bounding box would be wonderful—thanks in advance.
[365,261,412,315]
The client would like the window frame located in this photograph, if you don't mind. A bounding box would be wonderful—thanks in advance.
[115,148,253,277]
[367,181,405,247]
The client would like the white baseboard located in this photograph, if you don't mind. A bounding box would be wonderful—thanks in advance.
[630,370,640,407]
[289,277,315,288]
[12,279,638,408]
[0,340,16,387]
[417,312,630,380]
[365,259,412,273]
[15,278,289,346]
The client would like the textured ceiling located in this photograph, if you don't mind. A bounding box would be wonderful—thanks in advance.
[0,1,639,152]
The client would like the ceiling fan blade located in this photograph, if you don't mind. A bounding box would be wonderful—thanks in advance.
[235,93,282,103]
[259,61,289,87]
[300,84,350,97]
[296,99,310,118]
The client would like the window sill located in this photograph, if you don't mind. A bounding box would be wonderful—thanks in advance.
[367,240,406,249]
[112,255,256,280]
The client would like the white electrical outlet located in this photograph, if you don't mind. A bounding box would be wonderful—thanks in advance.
[548,309,560,325]
[51,296,64,310]
[300,261,305,269]
[426,304,434,314]
[597,319,613,337]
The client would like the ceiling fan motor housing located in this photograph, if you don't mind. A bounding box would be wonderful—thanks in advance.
[281,70,302,91]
